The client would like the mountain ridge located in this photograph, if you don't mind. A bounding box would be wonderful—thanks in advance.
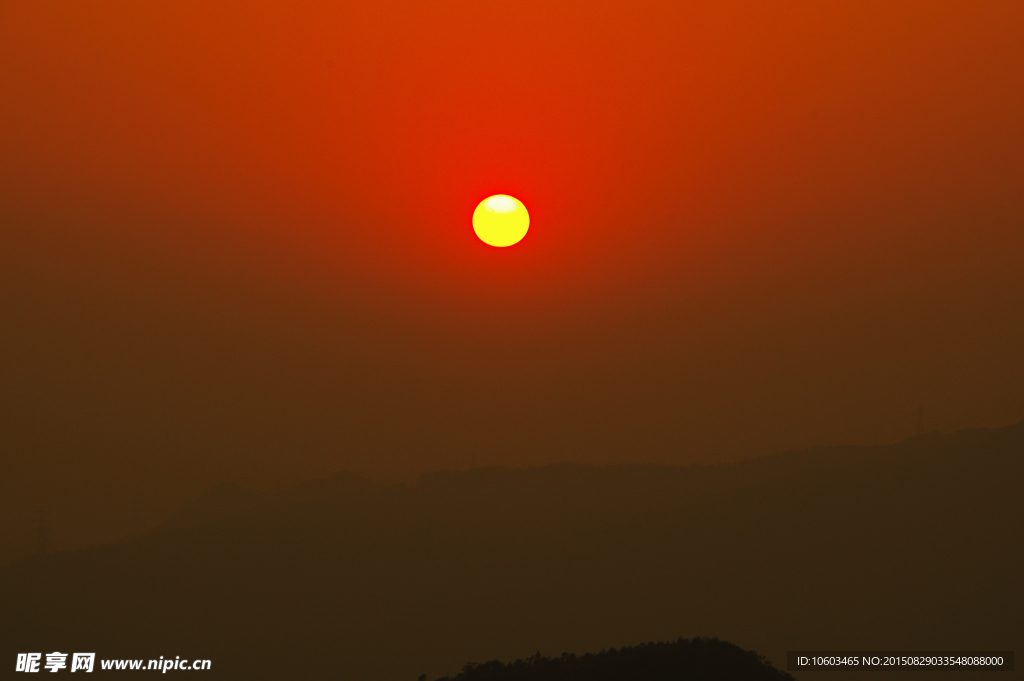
[2,418,1020,680]
[151,415,1024,539]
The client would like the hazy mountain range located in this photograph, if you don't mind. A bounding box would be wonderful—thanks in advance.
[2,420,1021,680]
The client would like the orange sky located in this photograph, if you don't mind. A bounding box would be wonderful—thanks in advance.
[1,0,1022,559]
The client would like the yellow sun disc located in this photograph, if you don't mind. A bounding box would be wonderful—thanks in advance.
[472,195,529,247]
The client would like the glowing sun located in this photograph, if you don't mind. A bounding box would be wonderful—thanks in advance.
[472,195,529,247]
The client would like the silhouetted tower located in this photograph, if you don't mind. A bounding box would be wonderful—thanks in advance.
[35,507,48,556]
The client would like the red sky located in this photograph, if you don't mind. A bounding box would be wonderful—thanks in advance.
[1,0,1022,560]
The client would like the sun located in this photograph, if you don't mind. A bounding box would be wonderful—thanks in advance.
[472,195,529,247]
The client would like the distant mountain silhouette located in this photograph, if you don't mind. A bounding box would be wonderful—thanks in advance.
[153,481,269,536]
[433,638,794,681]
[1,420,1021,680]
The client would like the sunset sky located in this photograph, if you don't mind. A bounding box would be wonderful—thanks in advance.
[1,0,1022,560]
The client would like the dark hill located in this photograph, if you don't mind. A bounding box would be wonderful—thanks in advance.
[1,421,1021,680]
[435,638,794,681]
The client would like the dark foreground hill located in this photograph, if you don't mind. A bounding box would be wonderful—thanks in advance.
[436,638,794,681]
[1,420,1021,680]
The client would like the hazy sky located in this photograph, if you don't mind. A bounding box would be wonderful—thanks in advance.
[1,0,1022,560]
